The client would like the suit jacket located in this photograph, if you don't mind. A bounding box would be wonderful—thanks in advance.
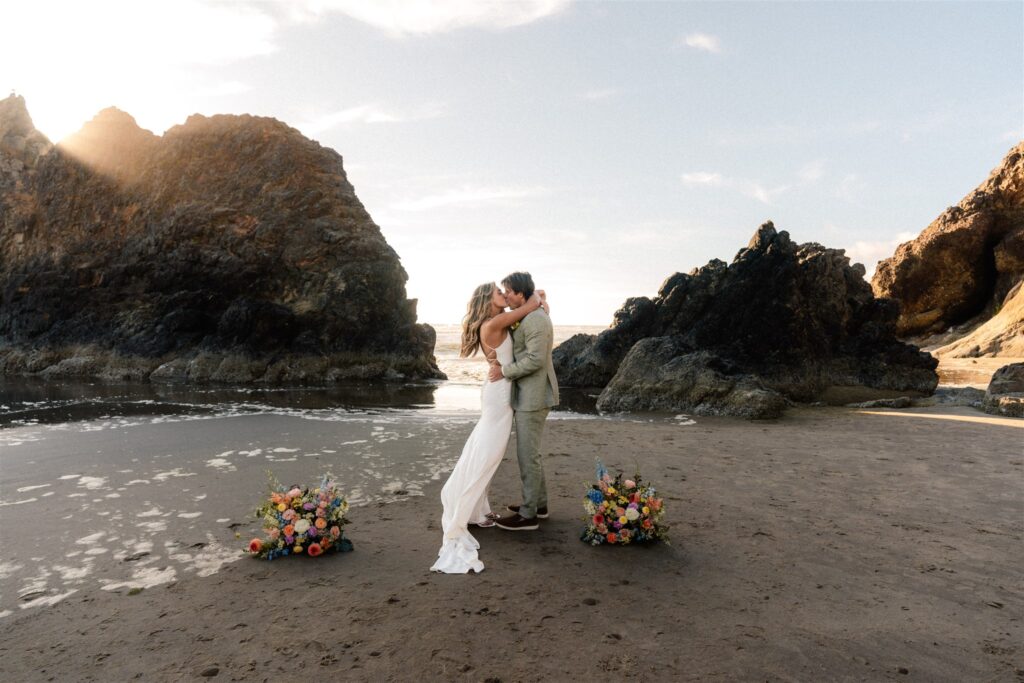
[501,308,559,411]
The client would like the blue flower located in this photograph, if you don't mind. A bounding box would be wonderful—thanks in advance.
[587,489,604,505]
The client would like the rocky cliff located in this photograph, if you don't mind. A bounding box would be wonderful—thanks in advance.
[0,95,442,383]
[554,222,938,418]
[872,142,1024,351]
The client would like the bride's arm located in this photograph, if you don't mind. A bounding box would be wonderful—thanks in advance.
[485,293,542,332]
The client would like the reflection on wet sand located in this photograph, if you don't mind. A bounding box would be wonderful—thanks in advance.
[0,378,600,428]
[857,408,1024,429]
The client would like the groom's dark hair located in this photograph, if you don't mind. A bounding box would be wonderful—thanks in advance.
[501,272,535,300]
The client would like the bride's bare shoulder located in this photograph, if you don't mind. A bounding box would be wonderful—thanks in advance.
[479,319,503,347]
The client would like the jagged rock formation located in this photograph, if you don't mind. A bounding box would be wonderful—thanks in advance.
[0,96,442,383]
[983,362,1024,417]
[554,222,938,418]
[872,142,1024,348]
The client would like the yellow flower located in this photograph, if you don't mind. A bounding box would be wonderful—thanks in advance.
[619,516,627,525]
[618,496,627,505]
[276,503,286,512]
[642,506,650,515]
[293,545,303,553]
[607,487,616,495]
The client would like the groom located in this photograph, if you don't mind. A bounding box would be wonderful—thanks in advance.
[489,271,559,531]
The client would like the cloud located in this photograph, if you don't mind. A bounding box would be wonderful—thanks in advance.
[798,160,825,183]
[680,32,721,53]
[297,102,446,134]
[192,81,253,98]
[712,120,882,147]
[681,171,725,186]
[741,182,790,205]
[844,231,918,277]
[392,185,546,211]
[580,88,620,101]
[287,0,570,36]
[835,173,867,204]
[681,171,788,205]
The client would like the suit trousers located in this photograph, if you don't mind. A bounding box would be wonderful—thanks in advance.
[514,408,549,519]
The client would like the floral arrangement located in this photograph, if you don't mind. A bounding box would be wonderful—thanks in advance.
[247,474,353,560]
[581,460,668,545]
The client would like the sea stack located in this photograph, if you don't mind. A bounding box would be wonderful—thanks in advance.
[554,222,938,418]
[0,95,442,383]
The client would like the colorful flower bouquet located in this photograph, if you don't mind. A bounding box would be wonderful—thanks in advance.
[581,461,668,546]
[247,474,353,560]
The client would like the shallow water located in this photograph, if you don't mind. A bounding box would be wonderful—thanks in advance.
[0,325,637,618]
[0,325,607,428]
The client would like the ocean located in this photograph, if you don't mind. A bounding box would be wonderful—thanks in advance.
[431,323,604,385]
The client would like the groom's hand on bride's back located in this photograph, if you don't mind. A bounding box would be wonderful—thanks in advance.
[488,362,503,382]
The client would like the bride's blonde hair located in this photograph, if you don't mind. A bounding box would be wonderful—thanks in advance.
[461,282,496,358]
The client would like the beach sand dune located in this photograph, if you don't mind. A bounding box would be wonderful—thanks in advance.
[0,407,1020,681]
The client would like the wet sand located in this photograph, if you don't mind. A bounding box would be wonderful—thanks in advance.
[0,406,1021,681]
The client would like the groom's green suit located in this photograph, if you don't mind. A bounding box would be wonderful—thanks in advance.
[501,308,559,519]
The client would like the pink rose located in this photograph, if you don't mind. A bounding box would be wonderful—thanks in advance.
[268,528,280,539]
[625,479,636,489]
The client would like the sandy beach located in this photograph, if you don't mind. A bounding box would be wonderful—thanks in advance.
[0,403,1021,681]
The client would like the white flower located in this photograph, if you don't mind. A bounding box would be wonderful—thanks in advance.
[294,519,311,534]
[625,508,640,521]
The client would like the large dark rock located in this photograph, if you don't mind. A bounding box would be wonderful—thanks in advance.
[552,296,656,387]
[983,362,1024,418]
[872,142,1024,340]
[596,341,789,419]
[555,222,938,417]
[0,96,442,383]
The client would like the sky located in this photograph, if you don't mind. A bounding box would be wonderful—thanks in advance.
[2,0,1021,325]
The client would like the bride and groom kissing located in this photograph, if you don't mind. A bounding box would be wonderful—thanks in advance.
[431,272,559,574]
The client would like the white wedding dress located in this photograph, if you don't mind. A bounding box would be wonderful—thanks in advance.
[430,334,514,573]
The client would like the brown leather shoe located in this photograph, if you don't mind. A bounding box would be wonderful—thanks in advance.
[506,504,549,519]
[494,513,539,531]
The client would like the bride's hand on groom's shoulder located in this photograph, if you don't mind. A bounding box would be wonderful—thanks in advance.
[535,290,550,314]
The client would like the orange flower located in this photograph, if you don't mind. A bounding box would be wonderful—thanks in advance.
[283,524,295,537]
[606,533,618,543]
[248,538,262,553]
[330,526,341,538]
[307,543,323,557]
[315,518,327,529]
[642,519,653,529]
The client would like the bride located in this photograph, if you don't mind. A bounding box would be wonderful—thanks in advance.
[430,282,547,573]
